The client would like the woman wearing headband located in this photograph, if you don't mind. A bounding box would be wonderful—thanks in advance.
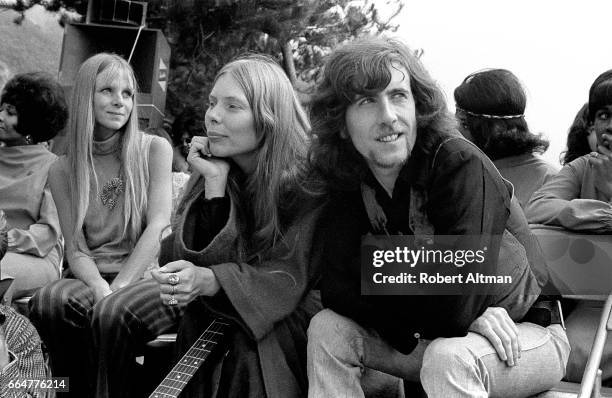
[454,69,558,208]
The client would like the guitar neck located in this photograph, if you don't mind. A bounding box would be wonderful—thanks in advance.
[149,318,230,398]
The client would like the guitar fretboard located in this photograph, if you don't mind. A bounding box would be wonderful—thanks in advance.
[149,318,230,398]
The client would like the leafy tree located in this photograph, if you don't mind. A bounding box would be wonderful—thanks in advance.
[2,0,402,120]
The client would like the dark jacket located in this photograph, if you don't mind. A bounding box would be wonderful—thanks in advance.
[160,173,322,398]
[318,135,540,355]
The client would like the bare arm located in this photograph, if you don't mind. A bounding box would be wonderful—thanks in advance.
[48,160,111,302]
[109,136,173,291]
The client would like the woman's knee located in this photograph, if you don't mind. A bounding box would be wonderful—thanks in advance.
[91,291,133,334]
[29,280,77,325]
[91,280,161,335]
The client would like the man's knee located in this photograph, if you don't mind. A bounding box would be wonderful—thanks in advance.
[421,338,476,384]
[307,309,364,362]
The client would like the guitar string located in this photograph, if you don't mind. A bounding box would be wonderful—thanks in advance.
[159,321,225,390]
[153,320,226,395]
[152,319,228,396]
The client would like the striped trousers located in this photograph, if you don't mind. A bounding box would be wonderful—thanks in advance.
[29,278,182,398]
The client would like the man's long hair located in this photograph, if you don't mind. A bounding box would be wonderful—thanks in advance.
[308,36,457,191]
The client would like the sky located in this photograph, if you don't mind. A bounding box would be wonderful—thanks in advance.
[394,0,612,165]
[10,0,612,166]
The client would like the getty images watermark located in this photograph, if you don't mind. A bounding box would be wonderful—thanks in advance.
[361,234,612,295]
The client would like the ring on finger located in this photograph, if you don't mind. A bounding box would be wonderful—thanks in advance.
[168,295,178,306]
[168,273,180,285]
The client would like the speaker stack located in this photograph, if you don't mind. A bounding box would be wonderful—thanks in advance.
[58,0,170,129]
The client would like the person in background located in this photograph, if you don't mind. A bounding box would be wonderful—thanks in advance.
[28,53,173,398]
[527,69,612,383]
[0,210,51,398]
[171,105,203,173]
[561,103,597,165]
[454,69,558,209]
[0,72,67,303]
[145,126,190,222]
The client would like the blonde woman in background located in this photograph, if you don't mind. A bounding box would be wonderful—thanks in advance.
[28,53,172,398]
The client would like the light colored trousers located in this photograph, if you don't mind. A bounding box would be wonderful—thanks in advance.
[307,309,570,398]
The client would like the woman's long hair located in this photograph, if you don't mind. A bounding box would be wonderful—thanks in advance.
[562,103,591,165]
[66,53,149,248]
[212,55,311,253]
[454,69,549,160]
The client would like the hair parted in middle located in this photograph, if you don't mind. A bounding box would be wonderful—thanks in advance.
[454,68,549,160]
[179,53,312,253]
[308,36,457,191]
[588,69,612,123]
[66,52,149,248]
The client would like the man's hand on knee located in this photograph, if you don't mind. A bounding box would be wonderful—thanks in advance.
[468,307,520,367]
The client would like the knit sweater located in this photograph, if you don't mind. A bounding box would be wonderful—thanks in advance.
[527,155,612,232]
[0,145,62,272]
[494,153,559,209]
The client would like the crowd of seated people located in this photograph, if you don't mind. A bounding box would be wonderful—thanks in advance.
[2,36,612,398]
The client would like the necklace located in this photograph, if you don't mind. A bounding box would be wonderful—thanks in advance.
[100,167,124,210]
[93,133,124,210]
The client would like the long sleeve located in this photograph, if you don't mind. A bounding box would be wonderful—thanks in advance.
[163,177,323,341]
[422,144,510,337]
[7,183,62,258]
[208,206,322,340]
[318,198,395,343]
[526,156,612,232]
[320,140,512,355]
[190,197,230,252]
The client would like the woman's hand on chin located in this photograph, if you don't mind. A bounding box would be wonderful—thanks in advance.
[188,136,230,198]
[188,136,230,179]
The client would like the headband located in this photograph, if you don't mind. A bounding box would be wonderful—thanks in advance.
[456,106,524,120]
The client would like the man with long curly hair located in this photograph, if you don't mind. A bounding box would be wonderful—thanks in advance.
[306,37,569,398]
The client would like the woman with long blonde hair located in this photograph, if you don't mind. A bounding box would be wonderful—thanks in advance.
[29,53,172,397]
[90,54,322,398]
